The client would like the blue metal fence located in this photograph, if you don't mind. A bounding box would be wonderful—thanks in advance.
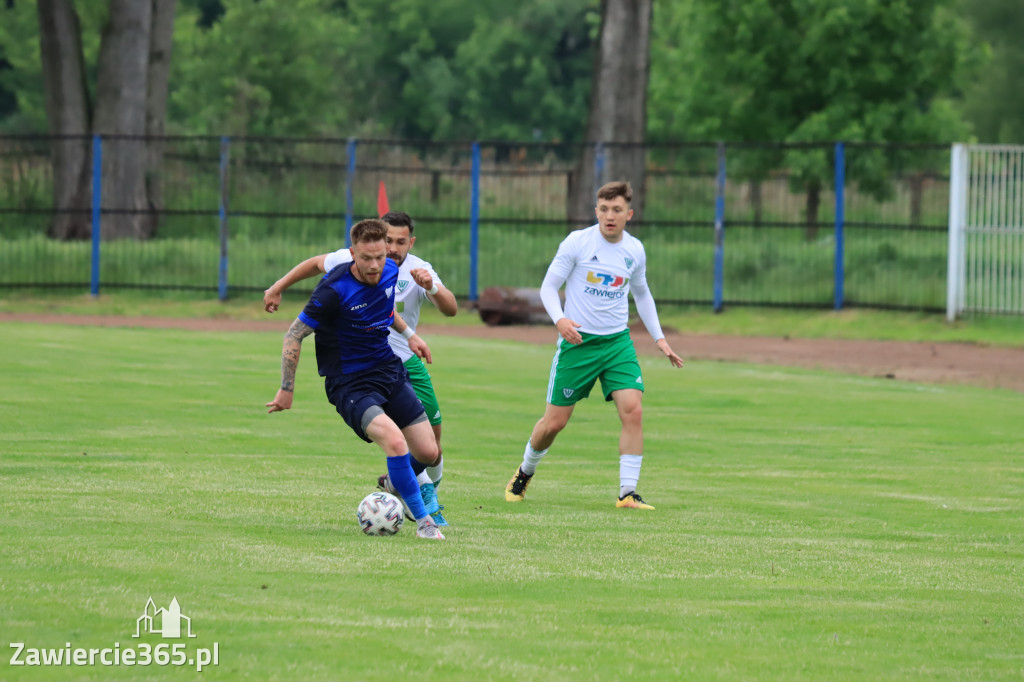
[0,135,951,312]
[834,142,845,311]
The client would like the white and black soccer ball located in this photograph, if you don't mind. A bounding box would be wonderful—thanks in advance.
[356,491,404,536]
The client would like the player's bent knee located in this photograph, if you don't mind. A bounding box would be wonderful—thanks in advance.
[415,441,440,466]
[404,415,439,464]
[383,434,410,456]
[412,446,439,466]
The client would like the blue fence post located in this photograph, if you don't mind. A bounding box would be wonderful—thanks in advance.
[469,141,481,302]
[834,142,846,311]
[89,134,102,297]
[345,138,357,248]
[712,142,726,313]
[594,142,605,196]
[218,136,231,301]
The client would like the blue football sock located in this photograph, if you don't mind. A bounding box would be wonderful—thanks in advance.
[386,454,428,520]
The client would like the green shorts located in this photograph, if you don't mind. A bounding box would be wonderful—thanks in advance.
[546,329,644,406]
[404,355,442,425]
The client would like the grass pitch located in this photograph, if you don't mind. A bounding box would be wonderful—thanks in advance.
[1,322,1022,681]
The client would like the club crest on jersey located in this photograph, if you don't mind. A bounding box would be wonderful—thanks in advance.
[385,286,394,298]
[625,257,634,268]
[562,388,575,398]
[397,280,410,292]
[586,271,629,288]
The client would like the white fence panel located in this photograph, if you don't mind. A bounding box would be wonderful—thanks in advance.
[947,144,1024,320]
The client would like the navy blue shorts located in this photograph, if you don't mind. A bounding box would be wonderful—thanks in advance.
[323,356,426,443]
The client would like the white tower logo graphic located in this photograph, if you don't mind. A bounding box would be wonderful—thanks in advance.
[133,597,197,639]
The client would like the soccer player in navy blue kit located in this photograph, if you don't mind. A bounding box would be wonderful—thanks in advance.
[266,219,444,539]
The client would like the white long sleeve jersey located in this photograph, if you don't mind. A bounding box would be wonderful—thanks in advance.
[541,224,663,339]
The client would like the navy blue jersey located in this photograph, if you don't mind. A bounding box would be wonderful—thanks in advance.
[299,259,399,376]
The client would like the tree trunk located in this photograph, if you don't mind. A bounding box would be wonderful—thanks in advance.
[144,0,177,232]
[93,0,154,239]
[568,0,652,226]
[37,0,93,240]
[805,180,821,241]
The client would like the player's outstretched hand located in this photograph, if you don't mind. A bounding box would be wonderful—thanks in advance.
[264,287,282,313]
[409,334,432,364]
[266,389,294,413]
[656,339,684,368]
[555,317,583,345]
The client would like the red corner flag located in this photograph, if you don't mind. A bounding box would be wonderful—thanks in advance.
[377,181,390,217]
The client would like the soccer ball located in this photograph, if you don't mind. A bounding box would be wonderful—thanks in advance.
[356,491,405,536]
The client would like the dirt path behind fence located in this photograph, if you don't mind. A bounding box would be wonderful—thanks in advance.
[5,312,1024,393]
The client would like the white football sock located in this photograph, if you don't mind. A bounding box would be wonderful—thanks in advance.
[416,470,432,486]
[619,454,643,497]
[426,456,443,485]
[520,440,548,476]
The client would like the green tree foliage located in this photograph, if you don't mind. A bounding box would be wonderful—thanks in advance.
[651,0,980,146]
[648,0,982,235]
[168,0,358,136]
[450,3,597,142]
[958,0,1024,143]
[3,0,1006,150]
[0,2,40,131]
[0,1,107,133]
[0,0,597,140]
[647,0,700,145]
[338,0,598,141]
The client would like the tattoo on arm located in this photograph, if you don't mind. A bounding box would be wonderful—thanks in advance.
[281,320,313,391]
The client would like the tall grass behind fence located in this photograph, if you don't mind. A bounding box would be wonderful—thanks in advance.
[635,144,719,305]
[0,136,54,236]
[842,144,950,309]
[475,142,576,293]
[0,135,952,311]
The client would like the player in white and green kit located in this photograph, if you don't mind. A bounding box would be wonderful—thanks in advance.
[264,212,458,526]
[505,181,684,509]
